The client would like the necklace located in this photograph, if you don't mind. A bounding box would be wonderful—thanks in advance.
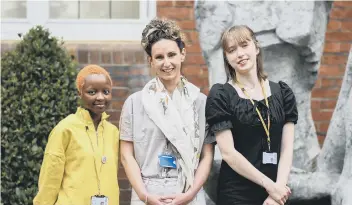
[241,83,256,90]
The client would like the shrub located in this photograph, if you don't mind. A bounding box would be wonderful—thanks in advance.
[1,26,78,204]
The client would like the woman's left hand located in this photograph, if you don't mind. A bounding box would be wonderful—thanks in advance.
[263,196,281,205]
[162,191,194,205]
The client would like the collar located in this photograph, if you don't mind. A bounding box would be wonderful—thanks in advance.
[75,107,109,125]
[154,76,200,104]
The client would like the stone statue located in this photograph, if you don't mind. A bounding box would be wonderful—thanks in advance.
[289,48,352,204]
[194,1,334,203]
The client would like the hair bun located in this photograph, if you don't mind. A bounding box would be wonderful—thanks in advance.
[141,18,186,55]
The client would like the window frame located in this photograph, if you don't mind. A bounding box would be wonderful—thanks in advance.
[1,0,156,41]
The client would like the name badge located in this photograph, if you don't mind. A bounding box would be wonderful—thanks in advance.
[262,152,277,165]
[91,195,108,205]
[158,154,177,169]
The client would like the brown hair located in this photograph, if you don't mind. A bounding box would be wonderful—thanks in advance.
[221,25,267,82]
[141,18,186,57]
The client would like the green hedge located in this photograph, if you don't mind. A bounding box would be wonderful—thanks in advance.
[1,26,78,204]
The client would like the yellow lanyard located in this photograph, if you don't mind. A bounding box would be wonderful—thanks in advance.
[234,79,271,151]
[86,126,105,195]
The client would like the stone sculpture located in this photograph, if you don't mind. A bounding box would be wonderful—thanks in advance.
[289,48,352,204]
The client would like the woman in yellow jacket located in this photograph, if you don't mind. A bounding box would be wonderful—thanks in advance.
[33,65,119,205]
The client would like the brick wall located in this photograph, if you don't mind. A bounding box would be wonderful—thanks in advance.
[66,43,149,125]
[158,0,209,94]
[311,0,352,145]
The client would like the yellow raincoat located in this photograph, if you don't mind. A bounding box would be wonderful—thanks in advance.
[33,107,119,205]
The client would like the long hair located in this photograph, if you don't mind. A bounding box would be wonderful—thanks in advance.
[221,25,267,82]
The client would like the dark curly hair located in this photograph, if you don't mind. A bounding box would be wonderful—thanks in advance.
[141,18,186,56]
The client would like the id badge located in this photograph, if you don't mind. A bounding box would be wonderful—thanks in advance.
[91,195,108,205]
[262,152,277,165]
[158,154,177,169]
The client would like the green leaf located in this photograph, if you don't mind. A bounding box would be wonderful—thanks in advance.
[1,25,78,204]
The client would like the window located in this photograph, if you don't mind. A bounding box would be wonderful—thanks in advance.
[48,1,140,19]
[1,1,27,19]
[1,0,156,41]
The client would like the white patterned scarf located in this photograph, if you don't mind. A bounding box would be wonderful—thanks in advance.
[141,76,202,201]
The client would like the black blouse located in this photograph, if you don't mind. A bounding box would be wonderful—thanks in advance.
[205,81,298,205]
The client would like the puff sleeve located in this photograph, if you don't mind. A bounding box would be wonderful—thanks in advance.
[279,81,298,124]
[205,84,233,134]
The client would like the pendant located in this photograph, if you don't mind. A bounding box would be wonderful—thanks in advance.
[101,156,107,164]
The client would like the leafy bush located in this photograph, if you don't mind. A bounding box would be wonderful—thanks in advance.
[1,26,78,204]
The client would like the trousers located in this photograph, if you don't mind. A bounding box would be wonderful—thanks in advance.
[130,177,206,205]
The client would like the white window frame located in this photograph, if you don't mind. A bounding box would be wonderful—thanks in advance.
[1,0,156,41]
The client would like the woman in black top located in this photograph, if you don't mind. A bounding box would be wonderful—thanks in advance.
[205,25,298,205]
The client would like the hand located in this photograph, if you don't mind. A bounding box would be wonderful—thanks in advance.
[160,195,175,204]
[265,183,291,205]
[263,196,280,205]
[162,192,194,205]
[143,194,165,205]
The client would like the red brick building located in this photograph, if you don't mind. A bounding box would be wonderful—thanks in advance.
[1,1,351,204]
[311,1,352,144]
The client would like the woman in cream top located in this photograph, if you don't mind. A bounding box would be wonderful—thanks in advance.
[119,18,215,205]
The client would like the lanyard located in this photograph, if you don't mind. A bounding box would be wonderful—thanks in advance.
[86,125,105,195]
[234,79,271,151]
